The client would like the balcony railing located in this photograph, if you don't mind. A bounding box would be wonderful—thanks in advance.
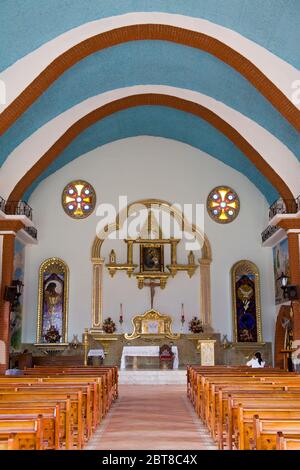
[24,226,38,240]
[268,197,298,220]
[0,196,5,213]
[5,200,33,220]
[261,225,280,243]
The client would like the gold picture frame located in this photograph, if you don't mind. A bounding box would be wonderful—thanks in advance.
[231,260,262,343]
[140,243,164,273]
[36,257,69,344]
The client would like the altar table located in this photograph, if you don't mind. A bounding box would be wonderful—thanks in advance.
[120,346,179,369]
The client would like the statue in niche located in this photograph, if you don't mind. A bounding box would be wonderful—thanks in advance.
[188,251,195,265]
[109,249,116,264]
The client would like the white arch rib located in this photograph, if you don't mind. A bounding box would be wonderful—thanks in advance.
[0,85,299,200]
[0,12,299,113]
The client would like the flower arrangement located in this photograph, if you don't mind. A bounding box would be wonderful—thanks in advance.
[189,317,204,334]
[102,317,116,334]
[44,325,61,343]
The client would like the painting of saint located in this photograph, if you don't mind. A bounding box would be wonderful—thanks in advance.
[37,258,69,344]
[236,274,257,342]
[231,260,262,343]
[141,245,164,272]
[42,274,64,341]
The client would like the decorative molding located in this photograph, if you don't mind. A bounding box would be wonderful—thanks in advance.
[92,258,104,328]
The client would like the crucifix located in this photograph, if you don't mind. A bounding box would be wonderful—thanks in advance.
[143,280,160,309]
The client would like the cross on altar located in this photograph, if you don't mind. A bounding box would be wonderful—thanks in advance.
[143,280,160,309]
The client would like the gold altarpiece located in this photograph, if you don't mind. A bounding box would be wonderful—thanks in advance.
[87,199,214,362]
[125,309,180,341]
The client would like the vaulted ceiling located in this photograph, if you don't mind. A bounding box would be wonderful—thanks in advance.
[0,1,299,205]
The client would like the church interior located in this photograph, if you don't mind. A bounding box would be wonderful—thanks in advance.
[0,0,300,452]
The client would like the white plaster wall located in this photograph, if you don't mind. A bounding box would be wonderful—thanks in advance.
[23,137,275,343]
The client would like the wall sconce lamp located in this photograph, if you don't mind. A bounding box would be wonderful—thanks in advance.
[277,272,300,301]
[278,272,289,299]
[4,280,24,308]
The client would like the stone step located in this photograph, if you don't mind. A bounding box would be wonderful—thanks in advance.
[119,370,187,384]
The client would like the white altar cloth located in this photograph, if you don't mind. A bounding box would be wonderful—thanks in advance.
[120,346,178,369]
[88,348,105,358]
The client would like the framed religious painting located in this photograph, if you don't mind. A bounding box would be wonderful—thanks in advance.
[140,244,164,273]
[36,257,69,344]
[231,260,262,343]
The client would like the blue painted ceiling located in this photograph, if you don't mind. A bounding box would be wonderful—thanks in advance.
[24,106,278,203]
[1,1,299,204]
[2,0,299,71]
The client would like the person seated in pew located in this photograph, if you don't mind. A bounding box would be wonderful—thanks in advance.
[246,351,265,368]
[5,360,24,376]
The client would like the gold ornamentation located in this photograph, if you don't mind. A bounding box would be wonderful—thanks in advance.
[91,199,213,330]
[136,273,169,290]
[125,309,180,341]
[36,257,69,344]
[231,260,263,343]
[106,263,138,278]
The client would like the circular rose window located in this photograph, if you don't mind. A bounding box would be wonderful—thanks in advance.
[62,180,96,219]
[207,186,240,223]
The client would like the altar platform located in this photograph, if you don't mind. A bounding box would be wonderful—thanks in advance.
[119,369,186,384]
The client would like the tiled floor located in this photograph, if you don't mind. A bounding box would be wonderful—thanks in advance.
[85,385,217,450]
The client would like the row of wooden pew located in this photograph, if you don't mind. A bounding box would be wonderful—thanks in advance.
[187,365,300,450]
[0,365,118,450]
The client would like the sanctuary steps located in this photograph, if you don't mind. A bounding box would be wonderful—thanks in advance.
[119,369,186,384]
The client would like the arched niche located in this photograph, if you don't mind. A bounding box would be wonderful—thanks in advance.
[91,199,212,329]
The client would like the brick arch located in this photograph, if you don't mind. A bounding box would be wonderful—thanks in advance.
[7,93,295,210]
[0,24,299,136]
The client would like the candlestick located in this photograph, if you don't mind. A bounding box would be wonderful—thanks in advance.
[119,303,123,324]
[181,303,185,325]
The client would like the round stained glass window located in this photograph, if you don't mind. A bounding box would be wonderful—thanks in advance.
[62,180,96,219]
[207,186,240,223]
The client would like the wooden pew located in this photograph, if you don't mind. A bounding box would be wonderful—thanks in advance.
[276,431,300,450]
[253,415,300,450]
[0,408,59,449]
[0,398,72,449]
[0,433,19,450]
[0,416,43,450]
[0,392,77,449]
[187,366,300,452]
[237,405,300,450]
[226,394,300,449]
[0,366,118,450]
[218,389,300,448]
